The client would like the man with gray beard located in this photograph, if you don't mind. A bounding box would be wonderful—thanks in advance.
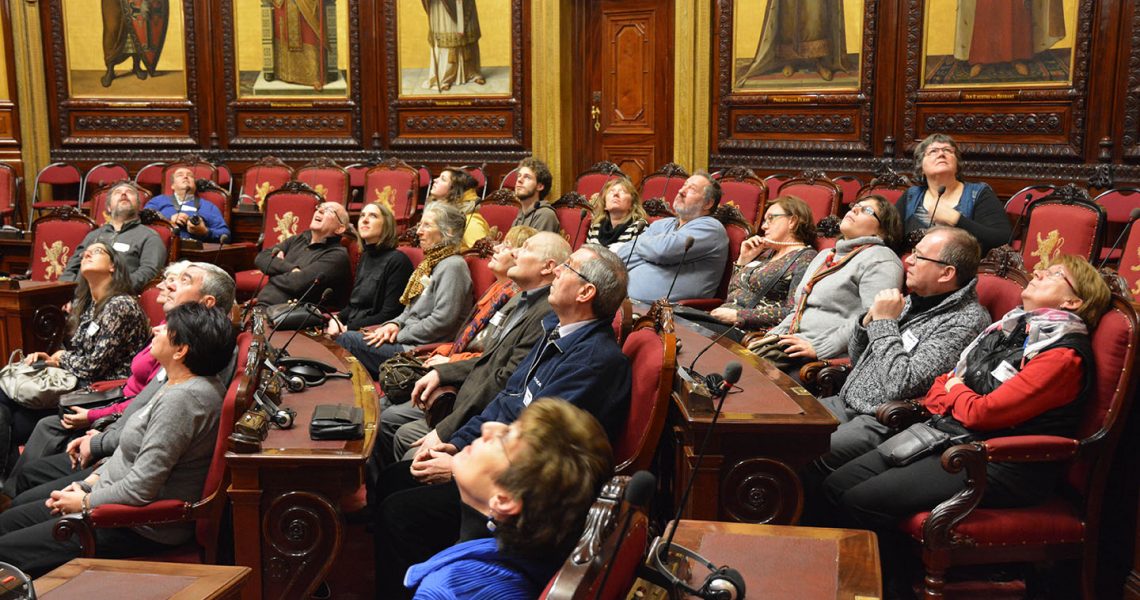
[60,181,165,292]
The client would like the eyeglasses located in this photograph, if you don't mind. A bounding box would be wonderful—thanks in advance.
[762,213,790,224]
[849,204,881,222]
[1037,267,1077,293]
[558,260,594,286]
[910,248,954,267]
[83,246,109,259]
[317,205,347,225]
[925,146,957,157]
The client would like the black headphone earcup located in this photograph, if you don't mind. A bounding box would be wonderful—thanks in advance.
[702,566,745,600]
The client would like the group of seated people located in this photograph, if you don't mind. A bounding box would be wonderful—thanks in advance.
[0,135,1125,598]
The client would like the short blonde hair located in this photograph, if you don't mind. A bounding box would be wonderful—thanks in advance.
[592,177,648,225]
[1052,254,1112,327]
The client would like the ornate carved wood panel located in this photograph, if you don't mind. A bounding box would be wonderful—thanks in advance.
[0,1,20,163]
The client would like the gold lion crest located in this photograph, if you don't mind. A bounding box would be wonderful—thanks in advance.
[255,181,274,211]
[41,240,70,280]
[274,211,300,243]
[374,186,396,211]
[1030,229,1065,271]
[1130,247,1140,297]
[313,184,328,200]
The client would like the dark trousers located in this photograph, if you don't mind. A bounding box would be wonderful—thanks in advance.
[372,460,462,600]
[0,497,167,576]
[0,392,56,476]
[3,414,82,497]
[334,332,407,381]
[12,455,93,507]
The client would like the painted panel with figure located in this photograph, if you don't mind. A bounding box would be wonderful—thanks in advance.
[921,0,1078,88]
[396,0,512,97]
[233,0,351,98]
[64,0,187,98]
[732,0,864,92]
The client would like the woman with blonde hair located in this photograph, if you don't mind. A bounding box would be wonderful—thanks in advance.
[429,167,490,251]
[586,177,648,251]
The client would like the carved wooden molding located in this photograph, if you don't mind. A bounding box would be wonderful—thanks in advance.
[73,116,185,132]
[923,113,1064,135]
[735,113,855,134]
[242,116,349,132]
[403,115,509,132]
[300,156,344,169]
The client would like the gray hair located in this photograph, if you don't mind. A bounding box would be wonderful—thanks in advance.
[577,243,628,319]
[927,226,981,287]
[692,170,722,212]
[913,133,963,183]
[189,261,236,313]
[164,260,191,279]
[529,231,572,265]
[423,201,467,247]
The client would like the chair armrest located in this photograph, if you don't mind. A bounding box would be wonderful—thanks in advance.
[922,441,988,551]
[53,499,191,557]
[799,358,852,396]
[674,299,722,311]
[875,399,931,430]
[89,379,128,392]
[982,435,1080,463]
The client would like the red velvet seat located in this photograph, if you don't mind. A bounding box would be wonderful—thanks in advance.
[463,164,488,202]
[0,162,22,227]
[974,253,1030,320]
[713,167,767,230]
[676,206,751,310]
[138,279,167,328]
[778,171,841,223]
[364,158,420,232]
[344,162,372,209]
[476,189,520,240]
[832,174,864,207]
[499,166,520,191]
[615,314,676,474]
[161,161,218,196]
[133,162,167,196]
[1005,184,1057,251]
[1092,187,1140,262]
[1115,219,1140,298]
[27,207,96,282]
[1020,186,1105,270]
[397,244,424,268]
[574,161,625,200]
[296,157,350,206]
[30,162,83,224]
[88,182,153,225]
[234,183,321,301]
[463,254,496,305]
[762,173,792,200]
[553,192,593,250]
[139,209,180,265]
[639,163,689,202]
[238,156,293,211]
[81,162,129,211]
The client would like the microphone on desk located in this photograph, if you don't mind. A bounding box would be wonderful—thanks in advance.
[572,208,588,249]
[277,286,333,354]
[928,185,947,227]
[681,324,742,396]
[1098,207,1140,269]
[593,470,656,600]
[211,233,229,266]
[644,362,745,600]
[663,236,695,302]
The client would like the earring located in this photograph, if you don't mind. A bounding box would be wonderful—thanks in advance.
[485,512,498,533]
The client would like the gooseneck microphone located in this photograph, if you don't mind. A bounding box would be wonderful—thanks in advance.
[277,287,333,356]
[593,470,656,600]
[572,208,589,249]
[267,277,321,347]
[928,185,947,227]
[622,226,644,270]
[663,236,695,302]
[1098,207,1140,269]
[212,233,229,265]
[1007,193,1036,247]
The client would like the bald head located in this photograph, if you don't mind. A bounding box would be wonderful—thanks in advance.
[507,231,571,289]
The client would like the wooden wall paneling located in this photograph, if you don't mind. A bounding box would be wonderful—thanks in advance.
[43,0,204,161]
[710,0,882,173]
[219,0,363,156]
[1118,0,1140,166]
[0,0,21,161]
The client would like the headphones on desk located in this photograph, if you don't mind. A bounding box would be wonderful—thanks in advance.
[650,537,746,600]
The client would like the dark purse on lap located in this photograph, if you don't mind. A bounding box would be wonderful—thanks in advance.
[266,302,328,331]
[58,386,126,420]
[877,422,953,466]
[309,404,364,440]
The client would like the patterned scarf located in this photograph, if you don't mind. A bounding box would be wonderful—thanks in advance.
[400,241,460,305]
[786,242,874,334]
[953,306,1087,374]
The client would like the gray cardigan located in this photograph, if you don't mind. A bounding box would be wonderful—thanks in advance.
[390,254,473,346]
[90,376,225,545]
[769,236,903,360]
[840,279,992,414]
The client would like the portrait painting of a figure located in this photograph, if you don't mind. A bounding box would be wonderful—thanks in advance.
[233,0,349,98]
[64,0,187,98]
[397,0,511,97]
[922,0,1077,88]
[732,0,864,92]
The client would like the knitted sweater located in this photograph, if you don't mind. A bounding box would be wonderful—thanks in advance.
[839,279,991,414]
[405,537,560,600]
[769,236,903,359]
[390,254,473,346]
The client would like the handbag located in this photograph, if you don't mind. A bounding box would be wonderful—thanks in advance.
[58,386,126,420]
[0,350,78,410]
[746,334,801,372]
[266,301,328,331]
[310,404,364,440]
[877,422,953,467]
[379,352,430,405]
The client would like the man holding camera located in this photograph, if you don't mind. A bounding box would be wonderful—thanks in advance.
[145,166,230,243]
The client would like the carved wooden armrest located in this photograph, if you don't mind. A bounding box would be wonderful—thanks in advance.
[798,357,851,395]
[922,442,988,551]
[53,499,191,557]
[875,399,931,430]
[674,298,722,311]
[739,329,769,348]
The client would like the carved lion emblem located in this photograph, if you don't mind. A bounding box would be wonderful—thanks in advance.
[313,184,328,200]
[1030,230,1065,271]
[41,241,70,280]
[374,186,395,211]
[1131,249,1140,297]
[255,181,274,211]
[274,211,300,243]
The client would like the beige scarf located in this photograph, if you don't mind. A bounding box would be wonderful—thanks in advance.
[400,241,460,305]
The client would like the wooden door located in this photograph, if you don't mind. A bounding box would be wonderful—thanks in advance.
[575,0,674,186]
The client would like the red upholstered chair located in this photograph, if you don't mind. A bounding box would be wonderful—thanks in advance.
[833,174,864,207]
[139,209,180,265]
[161,161,218,196]
[215,163,233,195]
[886,294,1139,598]
[639,163,689,203]
[296,157,350,206]
[615,313,677,474]
[1115,219,1140,299]
[1005,184,1057,251]
[345,162,373,209]
[81,162,129,211]
[541,475,650,600]
[778,171,841,223]
[88,182,153,225]
[642,197,675,223]
[713,167,768,230]
[762,173,792,199]
[0,162,22,227]
[463,164,489,202]
[463,254,496,305]
[133,161,167,196]
[499,166,520,191]
[857,171,912,208]
[138,279,167,328]
[238,156,293,211]
[196,187,232,230]
[552,192,593,250]
[476,189,520,240]
[574,161,625,199]
[396,244,424,269]
[1092,187,1140,262]
[29,162,83,224]
[1020,185,1105,270]
[364,158,420,232]
[234,183,321,300]
[54,330,263,564]
[675,206,751,311]
[27,207,96,282]
[974,248,1030,321]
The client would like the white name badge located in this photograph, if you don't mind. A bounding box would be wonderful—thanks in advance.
[86,322,100,336]
[181,205,198,213]
[112,242,130,253]
[419,275,431,288]
[489,311,505,326]
[990,361,1019,383]
[745,260,762,268]
[901,330,919,353]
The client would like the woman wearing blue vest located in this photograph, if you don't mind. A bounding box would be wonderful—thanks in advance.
[898,134,1011,253]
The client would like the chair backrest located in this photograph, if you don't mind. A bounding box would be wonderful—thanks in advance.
[1005,184,1058,223]
[364,159,420,230]
[716,208,752,300]
[0,162,20,223]
[541,476,649,600]
[762,173,792,199]
[1021,190,1105,269]
[499,166,521,191]
[197,188,232,228]
[463,165,488,202]
[134,162,167,191]
[240,157,294,210]
[345,162,373,208]
[138,279,167,328]
[553,192,593,250]
[89,182,153,225]
[974,253,1030,322]
[139,210,179,264]
[82,163,130,208]
[396,244,424,268]
[32,162,83,212]
[161,162,218,196]
[259,183,321,250]
[341,235,362,283]
[715,167,768,229]
[616,325,676,473]
[1116,222,1140,298]
[296,158,350,206]
[574,161,625,199]
[778,172,841,222]
[476,189,521,239]
[463,254,497,305]
[639,163,689,203]
[29,207,96,282]
[1092,187,1140,224]
[215,164,233,194]
[833,175,864,206]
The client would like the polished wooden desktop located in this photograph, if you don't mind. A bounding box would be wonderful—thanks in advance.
[0,233,30,275]
[666,312,838,524]
[179,241,258,276]
[636,520,881,600]
[0,279,76,357]
[35,559,250,600]
[226,332,377,600]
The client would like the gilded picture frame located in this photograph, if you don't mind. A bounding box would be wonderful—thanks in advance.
[232,0,351,99]
[395,0,513,98]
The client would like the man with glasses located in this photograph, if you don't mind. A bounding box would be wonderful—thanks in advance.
[253,201,351,308]
[60,182,165,293]
[145,166,230,243]
[802,226,991,513]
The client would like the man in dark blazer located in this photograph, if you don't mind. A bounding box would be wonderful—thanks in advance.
[376,231,571,462]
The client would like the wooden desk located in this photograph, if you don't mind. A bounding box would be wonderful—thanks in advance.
[231,210,263,246]
[226,332,378,600]
[636,520,881,600]
[0,279,76,357]
[667,313,838,524]
[179,242,258,276]
[35,559,250,599]
[0,233,30,275]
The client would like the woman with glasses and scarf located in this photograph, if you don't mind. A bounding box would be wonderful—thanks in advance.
[898,133,1011,253]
